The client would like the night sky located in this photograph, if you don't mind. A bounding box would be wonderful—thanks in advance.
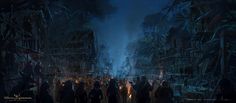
[92,0,170,73]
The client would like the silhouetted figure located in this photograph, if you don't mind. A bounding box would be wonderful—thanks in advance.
[107,79,119,103]
[61,81,75,103]
[89,81,103,103]
[23,16,32,33]
[55,80,62,102]
[214,78,236,103]
[101,79,108,103]
[133,77,140,91]
[75,81,88,103]
[129,85,135,103]
[22,61,34,77]
[136,76,152,103]
[155,81,173,103]
[130,77,140,103]
[34,62,42,77]
[38,82,54,103]
[120,82,128,103]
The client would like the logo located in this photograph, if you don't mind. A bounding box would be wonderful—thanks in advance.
[4,94,32,102]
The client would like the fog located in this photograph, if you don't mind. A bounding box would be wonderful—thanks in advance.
[93,0,170,75]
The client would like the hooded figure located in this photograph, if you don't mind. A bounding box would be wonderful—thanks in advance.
[155,81,173,103]
[136,76,153,103]
[89,81,103,103]
[107,79,119,103]
[75,81,88,103]
[38,82,54,103]
[61,81,75,103]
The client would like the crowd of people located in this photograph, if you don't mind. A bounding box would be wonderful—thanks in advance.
[3,70,236,103]
[4,61,235,103]
[38,76,174,103]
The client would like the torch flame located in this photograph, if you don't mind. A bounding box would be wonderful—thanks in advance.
[119,86,122,90]
[75,80,79,84]
[129,94,132,99]
[126,81,132,99]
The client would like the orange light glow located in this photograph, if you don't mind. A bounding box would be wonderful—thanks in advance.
[75,80,79,84]
[126,81,132,99]
[128,94,132,99]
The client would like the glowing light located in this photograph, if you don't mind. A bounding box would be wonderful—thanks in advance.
[75,80,79,84]
[128,94,132,99]
[119,86,122,90]
[159,69,163,79]
[126,81,132,99]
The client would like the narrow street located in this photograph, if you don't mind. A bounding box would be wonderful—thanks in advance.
[0,0,236,103]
